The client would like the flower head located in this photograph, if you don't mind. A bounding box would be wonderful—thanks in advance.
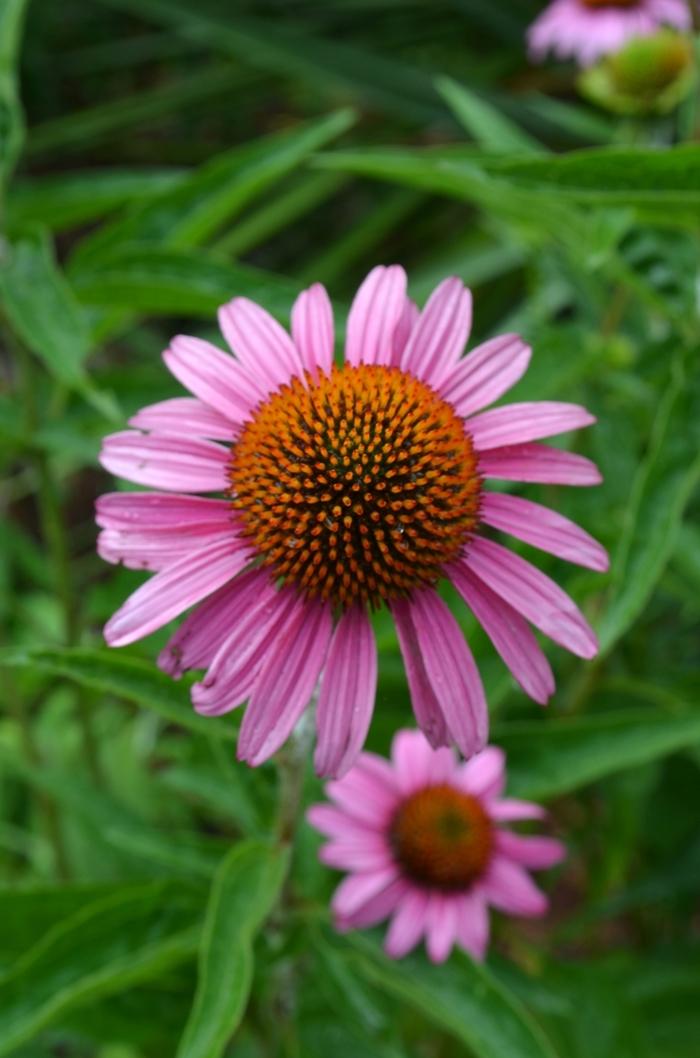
[97,266,607,777]
[307,730,566,963]
[527,0,690,67]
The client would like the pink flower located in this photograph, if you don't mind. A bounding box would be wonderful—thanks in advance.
[97,266,607,776]
[527,0,690,67]
[308,730,566,963]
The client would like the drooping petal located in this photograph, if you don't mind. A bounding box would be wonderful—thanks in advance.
[104,535,251,647]
[237,599,332,766]
[218,297,303,390]
[466,402,595,451]
[439,334,531,418]
[390,598,449,749]
[331,865,400,920]
[129,397,239,441]
[457,746,506,800]
[464,537,598,659]
[158,567,272,678]
[344,265,408,367]
[496,832,566,870]
[448,561,555,705]
[384,887,430,959]
[483,857,548,917]
[315,606,378,779]
[455,888,490,961]
[481,492,609,572]
[191,584,297,714]
[100,431,229,493]
[478,442,602,486]
[424,893,459,964]
[400,277,472,387]
[405,588,488,759]
[164,335,260,419]
[291,282,334,377]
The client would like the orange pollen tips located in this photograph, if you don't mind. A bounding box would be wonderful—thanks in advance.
[390,784,494,891]
[229,364,481,610]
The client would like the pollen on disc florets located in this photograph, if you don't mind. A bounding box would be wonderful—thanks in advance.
[390,784,494,891]
[229,364,481,611]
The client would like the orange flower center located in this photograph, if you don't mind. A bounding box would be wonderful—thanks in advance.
[390,784,494,890]
[229,365,481,610]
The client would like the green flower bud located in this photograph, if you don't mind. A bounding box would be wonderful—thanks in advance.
[578,30,696,115]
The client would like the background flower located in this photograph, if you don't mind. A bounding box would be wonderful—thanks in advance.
[98,267,607,777]
[308,730,566,963]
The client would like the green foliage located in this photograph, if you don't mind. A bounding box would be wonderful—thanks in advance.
[2,2,699,1056]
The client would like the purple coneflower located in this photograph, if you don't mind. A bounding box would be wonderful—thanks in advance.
[97,267,607,776]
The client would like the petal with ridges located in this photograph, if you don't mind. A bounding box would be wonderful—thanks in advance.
[331,865,400,919]
[457,746,506,799]
[467,401,595,451]
[440,334,531,418]
[424,894,458,964]
[291,282,334,377]
[129,397,238,441]
[479,442,602,486]
[391,598,449,748]
[401,277,472,386]
[481,492,609,572]
[463,537,598,659]
[345,265,408,367]
[218,297,303,390]
[448,560,554,705]
[315,606,378,779]
[164,335,259,418]
[384,888,430,958]
[456,889,489,961]
[100,431,229,494]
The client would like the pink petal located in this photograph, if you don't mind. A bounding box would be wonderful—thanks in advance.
[331,865,400,919]
[455,888,490,961]
[424,894,459,964]
[218,297,303,391]
[390,298,419,365]
[191,585,298,715]
[448,561,555,705]
[457,746,506,799]
[128,397,238,441]
[97,527,232,572]
[164,334,259,419]
[338,877,408,930]
[467,402,595,451]
[104,535,250,647]
[326,754,399,827]
[100,430,229,493]
[390,599,449,749]
[237,599,332,766]
[489,799,546,822]
[439,334,531,418]
[483,857,548,917]
[479,442,602,486]
[306,803,379,843]
[400,277,472,387]
[463,537,598,659]
[384,887,430,958]
[96,492,231,530]
[344,265,408,367]
[291,282,334,378]
[320,838,392,872]
[481,492,609,572]
[406,589,488,759]
[314,606,378,779]
[496,832,566,870]
[391,729,457,794]
[158,568,272,678]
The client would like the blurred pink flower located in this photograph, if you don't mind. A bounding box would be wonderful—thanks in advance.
[97,266,607,777]
[527,0,690,67]
[308,730,566,963]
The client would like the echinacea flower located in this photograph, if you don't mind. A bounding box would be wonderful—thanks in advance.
[97,266,607,777]
[527,0,690,67]
[307,730,566,963]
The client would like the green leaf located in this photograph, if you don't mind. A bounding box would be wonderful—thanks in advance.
[177,841,288,1058]
[70,109,355,270]
[6,168,185,232]
[436,76,542,154]
[0,0,28,192]
[343,933,557,1058]
[0,882,200,1056]
[598,362,700,654]
[71,246,300,319]
[0,646,236,742]
[494,708,700,801]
